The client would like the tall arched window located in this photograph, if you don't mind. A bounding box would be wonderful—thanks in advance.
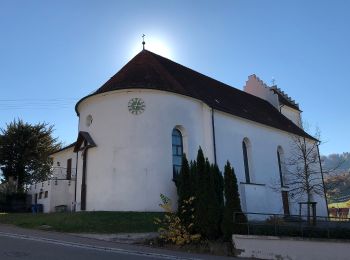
[277,147,285,187]
[242,138,251,183]
[172,128,183,178]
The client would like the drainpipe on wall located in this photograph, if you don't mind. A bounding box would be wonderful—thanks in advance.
[80,141,89,211]
[74,151,78,212]
[211,107,217,165]
[316,142,329,218]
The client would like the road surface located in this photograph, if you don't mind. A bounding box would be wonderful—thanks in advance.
[0,224,237,260]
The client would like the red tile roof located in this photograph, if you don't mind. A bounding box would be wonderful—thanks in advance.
[75,50,316,140]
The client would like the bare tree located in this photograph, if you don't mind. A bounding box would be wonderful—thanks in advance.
[270,125,344,221]
[285,131,324,219]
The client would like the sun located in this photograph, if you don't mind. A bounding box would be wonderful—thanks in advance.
[129,35,174,60]
[146,38,172,58]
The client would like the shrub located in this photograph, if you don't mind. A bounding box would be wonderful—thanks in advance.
[175,149,245,241]
[222,161,247,240]
[175,155,193,227]
[155,194,201,246]
[265,215,285,225]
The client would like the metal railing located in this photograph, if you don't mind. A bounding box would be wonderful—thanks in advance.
[233,212,350,239]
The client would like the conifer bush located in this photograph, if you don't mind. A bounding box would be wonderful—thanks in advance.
[175,155,193,227]
[176,147,224,240]
[222,161,246,241]
[170,148,245,243]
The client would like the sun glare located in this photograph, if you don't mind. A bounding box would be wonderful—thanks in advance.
[129,35,174,60]
[147,38,172,58]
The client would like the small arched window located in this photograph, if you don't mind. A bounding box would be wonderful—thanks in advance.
[172,128,183,178]
[86,114,93,127]
[277,147,285,187]
[242,138,251,183]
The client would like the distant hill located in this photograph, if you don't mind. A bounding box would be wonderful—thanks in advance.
[322,153,350,174]
[322,153,350,203]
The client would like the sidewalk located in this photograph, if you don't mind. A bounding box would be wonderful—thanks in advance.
[71,232,158,244]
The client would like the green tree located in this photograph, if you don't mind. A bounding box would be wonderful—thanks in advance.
[175,154,193,226]
[207,163,224,238]
[0,119,61,191]
[194,147,210,237]
[175,148,243,240]
[212,164,224,236]
[194,148,223,239]
[222,161,246,241]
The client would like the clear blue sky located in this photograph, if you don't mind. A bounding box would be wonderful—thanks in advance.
[0,0,349,155]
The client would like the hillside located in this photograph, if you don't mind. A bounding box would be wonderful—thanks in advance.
[322,153,350,203]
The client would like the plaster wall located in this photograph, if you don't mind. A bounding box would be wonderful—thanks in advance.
[233,234,350,260]
[49,180,75,212]
[69,88,327,216]
[214,110,327,216]
[27,147,77,213]
[28,181,50,213]
[244,75,279,109]
[27,180,75,213]
[51,147,76,179]
[76,89,214,211]
[281,105,302,127]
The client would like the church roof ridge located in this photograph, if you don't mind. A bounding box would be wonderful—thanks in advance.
[75,50,315,141]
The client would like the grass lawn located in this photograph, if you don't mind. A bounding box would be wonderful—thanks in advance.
[0,211,164,233]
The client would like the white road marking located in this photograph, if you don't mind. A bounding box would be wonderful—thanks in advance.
[0,231,201,260]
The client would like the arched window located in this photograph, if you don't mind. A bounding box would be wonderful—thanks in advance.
[172,128,183,178]
[242,138,251,183]
[277,147,285,187]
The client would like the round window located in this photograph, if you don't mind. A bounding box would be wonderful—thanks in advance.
[86,115,93,127]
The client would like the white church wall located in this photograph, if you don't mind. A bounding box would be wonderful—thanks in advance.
[73,88,327,216]
[76,89,214,211]
[214,110,327,217]
[241,184,269,217]
[280,105,302,127]
[215,111,289,215]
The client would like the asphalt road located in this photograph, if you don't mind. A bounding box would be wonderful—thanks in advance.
[0,225,237,260]
[0,234,149,260]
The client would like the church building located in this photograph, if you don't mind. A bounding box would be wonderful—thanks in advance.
[28,49,328,216]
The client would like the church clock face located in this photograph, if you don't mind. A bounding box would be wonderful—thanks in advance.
[128,98,145,115]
